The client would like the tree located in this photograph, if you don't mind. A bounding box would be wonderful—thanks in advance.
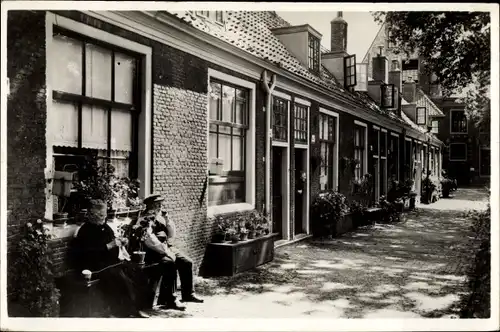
[373,11,491,128]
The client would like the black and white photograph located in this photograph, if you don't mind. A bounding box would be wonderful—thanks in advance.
[1,2,498,331]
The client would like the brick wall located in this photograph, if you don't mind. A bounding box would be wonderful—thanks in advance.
[152,85,210,269]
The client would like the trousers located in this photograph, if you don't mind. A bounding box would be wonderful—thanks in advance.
[148,248,194,305]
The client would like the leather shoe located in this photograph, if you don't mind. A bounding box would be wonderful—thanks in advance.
[182,294,204,303]
[165,299,186,311]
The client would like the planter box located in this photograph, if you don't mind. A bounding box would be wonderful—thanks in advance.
[202,233,279,277]
[335,213,354,236]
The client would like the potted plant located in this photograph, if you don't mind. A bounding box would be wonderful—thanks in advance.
[441,178,453,198]
[421,177,437,204]
[239,227,249,241]
[211,216,227,243]
[311,190,349,238]
[245,219,256,239]
[350,200,367,228]
[121,215,151,265]
[227,227,239,243]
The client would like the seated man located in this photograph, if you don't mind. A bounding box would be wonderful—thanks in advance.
[139,194,204,311]
[74,199,151,318]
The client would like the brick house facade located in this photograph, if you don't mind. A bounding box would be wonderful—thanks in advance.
[6,10,444,296]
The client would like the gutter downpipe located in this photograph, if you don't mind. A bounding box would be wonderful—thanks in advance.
[261,70,276,223]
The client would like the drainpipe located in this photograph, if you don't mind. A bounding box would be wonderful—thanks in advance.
[261,70,276,221]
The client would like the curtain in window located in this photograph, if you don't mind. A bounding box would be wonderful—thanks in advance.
[85,43,112,100]
[52,34,82,94]
[111,109,132,152]
[114,52,135,104]
[82,105,108,150]
[51,100,79,147]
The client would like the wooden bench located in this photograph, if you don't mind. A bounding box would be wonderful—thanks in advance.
[57,208,173,317]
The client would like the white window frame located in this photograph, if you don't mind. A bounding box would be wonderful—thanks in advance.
[319,108,339,191]
[354,120,368,177]
[449,142,467,162]
[45,13,153,220]
[294,97,310,149]
[450,109,468,134]
[207,69,256,216]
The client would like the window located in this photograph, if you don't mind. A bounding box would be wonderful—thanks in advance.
[308,34,320,73]
[273,96,288,142]
[50,27,140,180]
[354,125,366,180]
[208,80,249,206]
[431,120,439,134]
[451,110,467,133]
[381,84,395,108]
[449,143,467,161]
[294,104,308,144]
[355,63,368,91]
[194,11,224,24]
[402,59,419,83]
[344,54,357,88]
[319,113,337,190]
[416,107,427,125]
[387,30,396,49]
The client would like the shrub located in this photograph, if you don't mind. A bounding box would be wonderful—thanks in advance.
[350,200,368,228]
[8,220,60,317]
[377,196,402,223]
[311,191,349,238]
[460,206,491,318]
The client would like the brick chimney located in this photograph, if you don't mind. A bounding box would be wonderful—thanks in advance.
[322,12,349,85]
[330,11,347,53]
[403,78,417,103]
[388,61,402,116]
[372,54,388,83]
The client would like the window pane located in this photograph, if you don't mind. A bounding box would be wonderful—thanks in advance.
[235,100,246,125]
[109,150,130,178]
[219,134,232,171]
[209,132,217,160]
[51,100,79,147]
[111,109,132,152]
[221,85,235,122]
[82,104,108,150]
[209,82,221,121]
[232,135,243,171]
[85,43,112,100]
[114,53,135,104]
[52,34,82,94]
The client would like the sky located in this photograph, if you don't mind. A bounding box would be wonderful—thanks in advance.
[276,11,381,60]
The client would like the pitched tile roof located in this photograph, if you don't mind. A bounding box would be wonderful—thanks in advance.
[165,11,419,127]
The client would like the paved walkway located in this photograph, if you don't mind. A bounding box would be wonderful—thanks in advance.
[152,187,489,318]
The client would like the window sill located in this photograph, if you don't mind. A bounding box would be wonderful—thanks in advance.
[47,223,80,240]
[207,203,255,217]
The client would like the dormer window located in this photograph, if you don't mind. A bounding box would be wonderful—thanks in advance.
[194,11,225,24]
[402,59,419,83]
[381,83,395,108]
[308,34,320,73]
[344,54,356,88]
[416,107,426,125]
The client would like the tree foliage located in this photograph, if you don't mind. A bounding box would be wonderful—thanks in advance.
[373,11,491,127]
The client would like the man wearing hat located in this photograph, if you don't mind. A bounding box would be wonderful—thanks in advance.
[139,194,204,311]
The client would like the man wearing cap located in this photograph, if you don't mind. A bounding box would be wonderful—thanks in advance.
[139,194,204,311]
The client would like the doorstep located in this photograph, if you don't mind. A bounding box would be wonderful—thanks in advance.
[275,233,312,249]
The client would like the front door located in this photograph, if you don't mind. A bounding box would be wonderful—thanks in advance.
[294,149,306,235]
[272,147,283,240]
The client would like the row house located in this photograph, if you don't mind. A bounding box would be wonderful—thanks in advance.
[363,22,490,187]
[6,10,443,275]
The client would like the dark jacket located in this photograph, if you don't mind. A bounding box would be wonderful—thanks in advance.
[74,222,119,272]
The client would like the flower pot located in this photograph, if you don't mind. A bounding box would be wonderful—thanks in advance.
[53,212,68,226]
[247,230,256,239]
[132,251,146,265]
[230,234,239,243]
[240,232,248,241]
